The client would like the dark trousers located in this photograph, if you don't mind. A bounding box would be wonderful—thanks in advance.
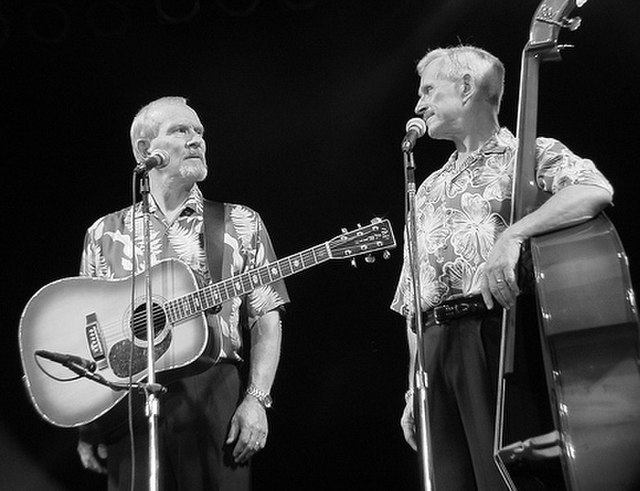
[107,362,251,491]
[419,312,508,491]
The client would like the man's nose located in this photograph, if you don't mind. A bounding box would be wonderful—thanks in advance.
[187,133,204,148]
[414,97,427,115]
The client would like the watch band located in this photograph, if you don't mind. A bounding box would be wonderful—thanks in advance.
[246,384,273,409]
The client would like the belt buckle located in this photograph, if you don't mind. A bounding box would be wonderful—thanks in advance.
[432,304,453,325]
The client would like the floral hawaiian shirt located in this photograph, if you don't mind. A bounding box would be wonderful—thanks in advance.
[80,185,289,361]
[391,128,613,316]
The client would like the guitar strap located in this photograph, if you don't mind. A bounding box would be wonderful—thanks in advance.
[203,199,225,282]
[203,199,247,375]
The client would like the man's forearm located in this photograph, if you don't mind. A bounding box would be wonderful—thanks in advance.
[505,184,612,243]
[247,310,282,395]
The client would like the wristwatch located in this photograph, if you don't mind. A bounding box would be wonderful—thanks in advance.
[246,384,273,409]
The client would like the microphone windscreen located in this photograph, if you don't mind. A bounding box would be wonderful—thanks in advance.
[405,117,426,137]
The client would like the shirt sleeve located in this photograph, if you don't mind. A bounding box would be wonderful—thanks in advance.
[244,210,290,327]
[390,229,412,316]
[535,137,614,196]
[79,218,104,278]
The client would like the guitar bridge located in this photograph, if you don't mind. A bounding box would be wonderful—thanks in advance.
[85,313,108,371]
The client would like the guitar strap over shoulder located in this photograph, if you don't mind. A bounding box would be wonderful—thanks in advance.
[203,199,225,282]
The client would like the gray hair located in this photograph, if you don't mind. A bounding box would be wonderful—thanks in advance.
[416,46,505,109]
[129,96,188,162]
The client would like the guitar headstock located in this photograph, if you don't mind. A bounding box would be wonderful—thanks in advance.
[528,0,586,61]
[328,218,396,261]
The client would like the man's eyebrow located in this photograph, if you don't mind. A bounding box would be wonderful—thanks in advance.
[166,122,204,132]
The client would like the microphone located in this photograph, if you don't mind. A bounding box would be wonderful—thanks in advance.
[134,149,170,174]
[35,350,97,373]
[401,117,427,153]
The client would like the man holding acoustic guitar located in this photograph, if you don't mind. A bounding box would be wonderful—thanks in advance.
[76,96,289,490]
[19,93,396,489]
[391,45,613,490]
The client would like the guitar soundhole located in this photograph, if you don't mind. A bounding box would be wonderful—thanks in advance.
[131,302,167,341]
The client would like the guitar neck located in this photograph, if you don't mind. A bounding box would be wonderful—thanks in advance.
[165,242,330,323]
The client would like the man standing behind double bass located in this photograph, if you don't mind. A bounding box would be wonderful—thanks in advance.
[391,45,613,491]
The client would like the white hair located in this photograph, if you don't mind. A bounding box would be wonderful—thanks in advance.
[129,96,188,162]
[416,45,505,109]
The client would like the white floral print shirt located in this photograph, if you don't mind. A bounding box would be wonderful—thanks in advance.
[80,185,289,360]
[391,128,613,315]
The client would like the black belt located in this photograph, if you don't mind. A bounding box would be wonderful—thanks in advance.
[425,294,492,326]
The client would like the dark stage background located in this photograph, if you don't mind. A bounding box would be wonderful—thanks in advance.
[2,0,639,489]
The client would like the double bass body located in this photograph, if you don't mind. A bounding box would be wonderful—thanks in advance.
[494,1,640,489]
[529,214,640,490]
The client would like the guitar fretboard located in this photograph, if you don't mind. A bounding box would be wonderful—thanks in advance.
[164,243,330,323]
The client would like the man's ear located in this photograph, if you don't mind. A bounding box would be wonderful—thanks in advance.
[461,74,474,104]
[135,138,151,162]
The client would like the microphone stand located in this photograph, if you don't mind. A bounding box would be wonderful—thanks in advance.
[403,149,435,491]
[137,169,162,491]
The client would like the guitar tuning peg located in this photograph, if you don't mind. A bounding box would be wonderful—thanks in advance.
[357,223,362,229]
[370,217,381,224]
[350,258,358,268]
[341,227,348,234]
[383,251,391,260]
[365,254,375,264]
[563,16,582,31]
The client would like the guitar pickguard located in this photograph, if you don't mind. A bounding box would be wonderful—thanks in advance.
[109,334,172,378]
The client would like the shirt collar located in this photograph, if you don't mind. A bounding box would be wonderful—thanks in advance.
[446,127,514,169]
[147,184,204,217]
[485,127,515,154]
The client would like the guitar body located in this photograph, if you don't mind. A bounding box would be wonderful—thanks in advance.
[19,259,210,428]
[531,213,640,490]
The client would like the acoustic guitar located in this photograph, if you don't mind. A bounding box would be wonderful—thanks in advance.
[20,219,396,429]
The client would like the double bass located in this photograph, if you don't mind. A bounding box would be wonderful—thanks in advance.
[493,1,640,490]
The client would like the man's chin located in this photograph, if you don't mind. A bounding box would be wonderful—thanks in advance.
[180,162,208,181]
[427,126,447,141]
